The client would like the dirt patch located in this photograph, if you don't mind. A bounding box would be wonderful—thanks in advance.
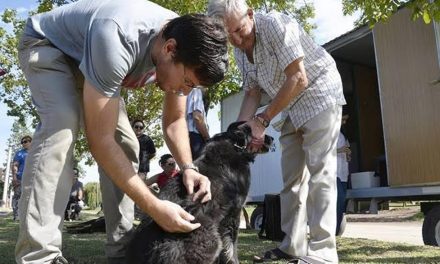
[346,207,421,222]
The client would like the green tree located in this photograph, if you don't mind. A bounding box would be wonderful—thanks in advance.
[0,0,315,165]
[342,0,440,27]
[83,182,102,210]
[7,120,33,153]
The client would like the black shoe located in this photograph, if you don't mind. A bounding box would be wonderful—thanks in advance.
[253,248,295,263]
[51,255,69,264]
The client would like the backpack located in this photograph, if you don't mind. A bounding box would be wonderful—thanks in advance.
[258,194,285,241]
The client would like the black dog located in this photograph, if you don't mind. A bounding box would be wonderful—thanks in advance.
[126,122,273,264]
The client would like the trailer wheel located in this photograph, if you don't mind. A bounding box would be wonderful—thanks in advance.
[250,206,264,230]
[422,205,440,246]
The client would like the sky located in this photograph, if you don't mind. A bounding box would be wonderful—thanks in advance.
[0,0,360,183]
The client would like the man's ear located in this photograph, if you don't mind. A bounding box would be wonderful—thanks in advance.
[162,38,177,58]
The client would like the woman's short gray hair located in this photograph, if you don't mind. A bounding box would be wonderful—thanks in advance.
[207,0,249,19]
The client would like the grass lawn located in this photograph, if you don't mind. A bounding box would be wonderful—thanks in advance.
[1,210,440,264]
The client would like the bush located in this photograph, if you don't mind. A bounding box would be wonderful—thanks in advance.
[83,182,102,210]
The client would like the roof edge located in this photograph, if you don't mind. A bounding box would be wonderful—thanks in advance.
[323,25,372,52]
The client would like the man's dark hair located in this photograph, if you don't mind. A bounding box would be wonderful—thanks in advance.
[159,154,174,166]
[163,14,228,87]
[21,135,32,142]
[132,119,145,127]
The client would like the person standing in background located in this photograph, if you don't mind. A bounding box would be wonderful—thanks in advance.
[132,119,156,181]
[65,168,84,221]
[11,135,32,221]
[336,114,350,235]
[132,119,156,219]
[186,88,210,159]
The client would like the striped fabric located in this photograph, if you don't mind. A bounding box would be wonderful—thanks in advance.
[234,11,346,130]
[186,88,207,133]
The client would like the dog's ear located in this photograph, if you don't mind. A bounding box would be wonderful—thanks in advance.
[227,121,252,138]
[226,121,246,132]
[209,132,230,142]
[227,121,253,149]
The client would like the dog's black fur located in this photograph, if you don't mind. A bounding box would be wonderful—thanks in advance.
[126,122,273,264]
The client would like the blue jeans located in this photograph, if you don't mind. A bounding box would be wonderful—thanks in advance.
[336,178,347,235]
[189,132,206,159]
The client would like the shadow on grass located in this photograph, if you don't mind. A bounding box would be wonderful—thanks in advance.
[238,230,281,264]
[2,214,440,264]
[338,237,440,263]
[63,232,107,264]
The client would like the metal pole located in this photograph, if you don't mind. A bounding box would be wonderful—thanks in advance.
[96,183,98,209]
[2,146,12,208]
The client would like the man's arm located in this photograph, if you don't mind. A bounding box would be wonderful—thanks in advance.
[242,58,308,151]
[147,153,156,160]
[11,161,19,184]
[261,57,308,121]
[162,91,211,202]
[237,88,262,122]
[78,184,84,201]
[145,173,160,186]
[146,138,156,160]
[193,110,210,140]
[83,80,200,232]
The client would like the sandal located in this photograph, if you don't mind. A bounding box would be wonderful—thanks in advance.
[253,248,295,263]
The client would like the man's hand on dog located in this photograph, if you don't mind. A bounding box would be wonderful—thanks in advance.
[244,118,266,153]
[147,170,211,233]
[183,169,212,203]
[150,200,201,232]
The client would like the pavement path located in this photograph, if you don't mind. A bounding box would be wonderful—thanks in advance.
[342,221,424,246]
[3,206,428,246]
[0,211,9,217]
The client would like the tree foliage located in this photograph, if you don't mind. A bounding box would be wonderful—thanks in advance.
[83,182,102,210]
[343,0,440,27]
[0,0,315,165]
[7,119,33,154]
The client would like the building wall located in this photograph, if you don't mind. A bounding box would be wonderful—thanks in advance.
[374,8,440,186]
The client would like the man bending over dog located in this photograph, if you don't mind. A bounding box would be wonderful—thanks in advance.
[208,0,346,263]
[16,0,228,263]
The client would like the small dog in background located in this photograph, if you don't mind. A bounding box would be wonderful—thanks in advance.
[126,122,273,264]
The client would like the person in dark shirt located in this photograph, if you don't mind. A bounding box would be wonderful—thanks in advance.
[65,168,84,221]
[132,119,156,180]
